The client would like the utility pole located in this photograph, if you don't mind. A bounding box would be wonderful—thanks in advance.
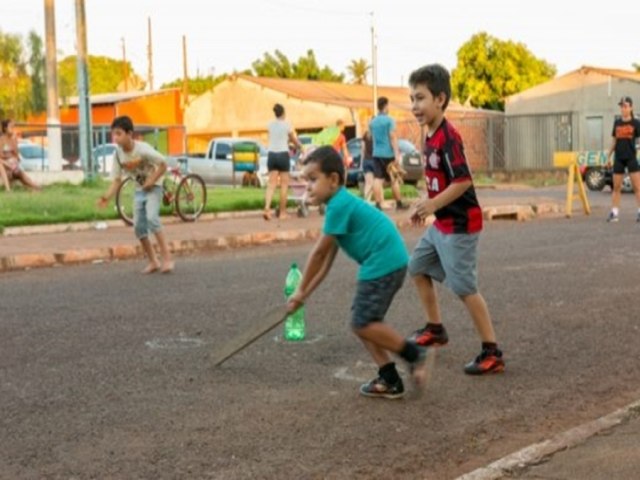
[370,11,378,116]
[44,0,62,171]
[121,37,128,92]
[147,17,154,91]
[75,0,93,178]
[182,35,189,106]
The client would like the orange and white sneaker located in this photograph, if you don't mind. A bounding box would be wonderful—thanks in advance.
[409,326,449,347]
[464,348,505,375]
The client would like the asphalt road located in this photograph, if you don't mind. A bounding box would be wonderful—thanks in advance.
[2,208,640,479]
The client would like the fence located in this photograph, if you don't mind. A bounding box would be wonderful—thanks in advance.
[397,111,579,174]
[15,122,186,175]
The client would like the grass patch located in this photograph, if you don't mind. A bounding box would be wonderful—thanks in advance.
[0,180,420,228]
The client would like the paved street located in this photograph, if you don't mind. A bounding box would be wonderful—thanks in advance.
[2,206,640,479]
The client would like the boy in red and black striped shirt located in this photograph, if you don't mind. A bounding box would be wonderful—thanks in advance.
[406,64,504,375]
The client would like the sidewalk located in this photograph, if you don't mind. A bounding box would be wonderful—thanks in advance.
[0,189,565,273]
[457,399,640,480]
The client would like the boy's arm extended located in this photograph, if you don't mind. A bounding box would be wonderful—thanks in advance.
[97,177,123,208]
[287,234,339,312]
[412,179,472,220]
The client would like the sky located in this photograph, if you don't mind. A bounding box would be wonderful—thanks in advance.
[1,0,639,89]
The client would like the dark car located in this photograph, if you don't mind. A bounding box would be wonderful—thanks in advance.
[346,138,423,187]
[582,166,633,193]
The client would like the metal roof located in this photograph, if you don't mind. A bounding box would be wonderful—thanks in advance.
[64,88,180,106]
[235,75,466,111]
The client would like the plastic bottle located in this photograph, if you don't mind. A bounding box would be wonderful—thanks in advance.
[283,262,305,341]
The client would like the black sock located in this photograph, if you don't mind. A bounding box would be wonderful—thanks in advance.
[427,323,444,334]
[482,342,498,352]
[399,341,419,363]
[379,362,400,384]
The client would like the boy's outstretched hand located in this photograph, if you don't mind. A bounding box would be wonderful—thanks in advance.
[97,196,109,209]
[286,293,304,314]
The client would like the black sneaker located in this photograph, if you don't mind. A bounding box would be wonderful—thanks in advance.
[409,326,449,347]
[359,376,405,399]
[464,348,505,375]
[396,201,409,211]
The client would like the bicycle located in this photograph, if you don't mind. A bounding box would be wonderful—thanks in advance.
[115,158,207,226]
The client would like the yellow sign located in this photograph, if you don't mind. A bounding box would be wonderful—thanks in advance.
[553,151,590,217]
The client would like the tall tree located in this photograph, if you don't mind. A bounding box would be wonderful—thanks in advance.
[0,30,32,119]
[57,54,142,101]
[160,73,228,95]
[251,49,344,82]
[27,31,46,113]
[452,32,556,111]
[347,58,371,85]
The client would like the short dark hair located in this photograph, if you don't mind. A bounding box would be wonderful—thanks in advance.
[273,103,285,118]
[303,145,344,185]
[408,64,451,110]
[111,115,134,133]
[377,96,389,111]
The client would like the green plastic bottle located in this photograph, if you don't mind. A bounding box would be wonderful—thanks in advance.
[283,262,305,341]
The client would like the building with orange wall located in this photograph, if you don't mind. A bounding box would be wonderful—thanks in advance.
[25,89,186,157]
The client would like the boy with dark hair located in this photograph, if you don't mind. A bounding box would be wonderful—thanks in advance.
[97,115,174,274]
[286,145,429,399]
[406,64,504,375]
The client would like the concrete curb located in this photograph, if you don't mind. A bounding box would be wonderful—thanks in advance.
[455,399,640,480]
[0,202,562,273]
[0,228,323,273]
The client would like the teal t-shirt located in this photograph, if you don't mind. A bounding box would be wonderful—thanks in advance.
[323,187,409,280]
[369,114,396,158]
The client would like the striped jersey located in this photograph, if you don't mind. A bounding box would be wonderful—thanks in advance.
[424,119,483,234]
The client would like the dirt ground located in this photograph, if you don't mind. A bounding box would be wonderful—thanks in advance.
[2,215,640,479]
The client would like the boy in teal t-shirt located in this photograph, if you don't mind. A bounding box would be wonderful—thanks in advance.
[286,146,429,399]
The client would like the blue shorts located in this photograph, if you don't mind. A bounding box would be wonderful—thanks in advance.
[133,186,163,239]
[362,158,376,174]
[408,227,479,296]
[351,267,407,329]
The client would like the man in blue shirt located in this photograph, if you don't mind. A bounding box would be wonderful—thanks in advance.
[369,96,407,210]
[286,146,429,399]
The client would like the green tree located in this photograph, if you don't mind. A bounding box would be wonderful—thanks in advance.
[160,73,228,95]
[452,32,556,110]
[57,54,142,100]
[633,63,640,72]
[0,30,32,119]
[347,58,371,85]
[27,31,46,113]
[251,49,344,82]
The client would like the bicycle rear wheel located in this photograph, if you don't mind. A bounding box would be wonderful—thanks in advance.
[115,177,135,226]
[175,174,207,221]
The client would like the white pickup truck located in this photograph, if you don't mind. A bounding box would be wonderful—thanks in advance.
[168,137,271,187]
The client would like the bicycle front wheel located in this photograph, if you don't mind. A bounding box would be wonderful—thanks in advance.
[175,174,207,222]
[115,176,136,226]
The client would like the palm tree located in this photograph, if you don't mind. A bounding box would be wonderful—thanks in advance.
[347,58,371,85]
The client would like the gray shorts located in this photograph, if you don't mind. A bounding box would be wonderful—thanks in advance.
[351,267,407,329]
[408,227,479,296]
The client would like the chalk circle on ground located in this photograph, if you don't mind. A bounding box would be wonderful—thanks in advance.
[272,333,325,344]
[145,336,206,350]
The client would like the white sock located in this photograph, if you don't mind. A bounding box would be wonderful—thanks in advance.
[612,207,619,215]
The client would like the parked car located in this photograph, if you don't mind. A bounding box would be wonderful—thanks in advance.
[582,165,633,193]
[17,143,50,171]
[167,137,301,187]
[346,137,423,187]
[92,143,117,174]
